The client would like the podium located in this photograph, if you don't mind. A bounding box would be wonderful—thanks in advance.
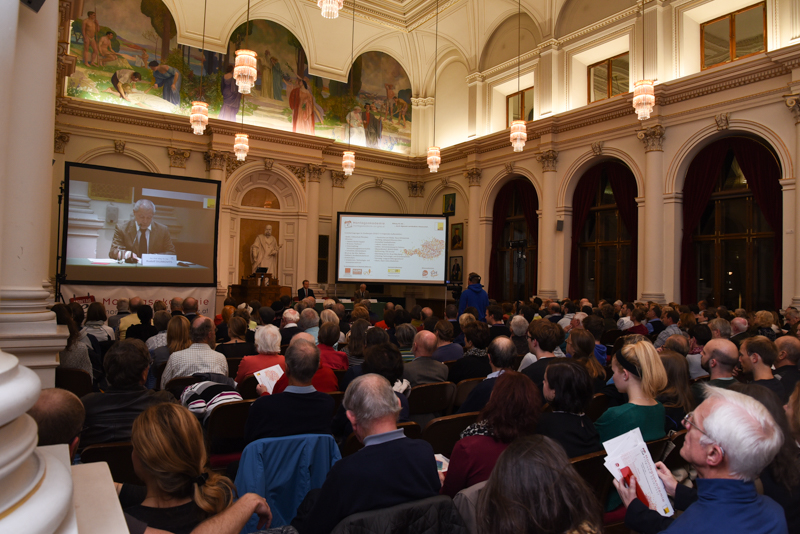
[228,274,291,307]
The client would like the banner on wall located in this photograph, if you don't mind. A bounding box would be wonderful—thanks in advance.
[61,285,217,317]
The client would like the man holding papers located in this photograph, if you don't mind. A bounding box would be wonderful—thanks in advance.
[616,386,787,534]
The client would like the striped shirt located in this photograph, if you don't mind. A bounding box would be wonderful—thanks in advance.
[160,343,228,389]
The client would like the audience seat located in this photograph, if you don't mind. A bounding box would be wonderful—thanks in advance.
[152,362,167,391]
[226,357,242,380]
[333,369,347,390]
[442,360,458,373]
[451,378,483,413]
[600,330,624,351]
[541,403,554,413]
[646,435,672,464]
[330,494,468,534]
[398,421,422,440]
[611,337,625,358]
[55,367,93,399]
[164,376,203,399]
[421,412,479,456]
[512,355,524,369]
[689,375,709,385]
[328,391,344,416]
[81,442,142,485]
[280,344,289,355]
[663,429,688,471]
[408,382,456,428]
[585,393,611,422]
[235,434,341,529]
[237,375,259,399]
[205,399,254,470]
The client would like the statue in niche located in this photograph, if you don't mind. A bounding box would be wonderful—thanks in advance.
[250,224,281,275]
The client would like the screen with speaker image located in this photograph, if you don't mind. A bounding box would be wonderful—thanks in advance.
[61,162,220,286]
[336,212,448,285]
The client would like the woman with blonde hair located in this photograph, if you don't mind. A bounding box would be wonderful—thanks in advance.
[152,315,191,367]
[321,308,345,344]
[755,310,778,341]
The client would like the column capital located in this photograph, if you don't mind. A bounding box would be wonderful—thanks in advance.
[225,152,245,179]
[785,93,800,123]
[464,167,482,186]
[286,165,307,186]
[637,125,666,152]
[167,147,191,168]
[331,170,348,188]
[407,181,425,197]
[307,164,325,183]
[54,129,70,154]
[536,149,559,172]
[204,150,227,171]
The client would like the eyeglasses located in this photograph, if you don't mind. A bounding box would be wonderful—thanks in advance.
[682,412,724,456]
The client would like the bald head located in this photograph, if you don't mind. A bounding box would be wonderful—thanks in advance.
[28,388,85,454]
[731,317,749,335]
[190,316,214,343]
[183,297,198,314]
[129,296,142,312]
[487,336,516,370]
[290,332,315,346]
[701,338,739,378]
[775,336,800,367]
[421,307,433,320]
[412,330,438,358]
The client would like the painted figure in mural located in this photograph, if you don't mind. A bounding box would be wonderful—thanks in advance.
[98,32,123,66]
[363,103,383,148]
[250,225,281,275]
[82,11,100,67]
[259,50,273,99]
[289,78,318,135]
[271,57,284,101]
[345,106,367,146]
[105,70,142,102]
[385,84,396,120]
[134,49,149,68]
[148,61,182,106]
[220,65,241,121]
[392,96,408,127]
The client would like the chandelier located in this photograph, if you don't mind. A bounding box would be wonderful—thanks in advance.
[427,146,441,173]
[510,120,527,152]
[428,0,440,172]
[190,0,209,135]
[234,49,257,94]
[509,0,526,151]
[342,151,355,175]
[318,0,344,19]
[632,0,654,120]
[234,133,249,161]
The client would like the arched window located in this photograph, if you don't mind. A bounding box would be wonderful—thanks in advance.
[569,161,638,303]
[682,137,782,309]
[489,179,539,301]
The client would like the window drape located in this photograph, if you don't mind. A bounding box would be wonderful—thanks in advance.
[607,163,639,303]
[568,166,602,299]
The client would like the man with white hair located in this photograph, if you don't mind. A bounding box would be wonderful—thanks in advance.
[708,318,732,340]
[730,316,753,347]
[619,386,787,533]
[109,198,175,261]
[298,308,320,343]
[509,314,530,355]
[280,308,302,346]
[291,374,440,534]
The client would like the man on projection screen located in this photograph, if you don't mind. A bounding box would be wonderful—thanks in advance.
[108,199,176,263]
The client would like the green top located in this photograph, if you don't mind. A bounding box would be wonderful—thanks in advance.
[595,402,666,444]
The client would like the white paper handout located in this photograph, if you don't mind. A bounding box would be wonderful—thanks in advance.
[602,428,674,517]
[253,364,284,395]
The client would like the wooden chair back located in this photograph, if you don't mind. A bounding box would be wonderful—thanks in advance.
[397,421,422,440]
[81,442,142,485]
[421,412,479,456]
[227,357,243,379]
[152,362,167,391]
[442,360,458,373]
[570,449,613,507]
[664,429,688,471]
[164,376,202,400]
[205,399,254,455]
[452,378,483,412]
[599,330,624,349]
[408,382,456,415]
[646,435,672,463]
[237,375,260,399]
[55,367,93,398]
[333,369,347,390]
[585,393,610,422]
[328,391,344,416]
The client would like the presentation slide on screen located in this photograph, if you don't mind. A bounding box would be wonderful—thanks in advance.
[62,163,220,286]
[337,213,448,285]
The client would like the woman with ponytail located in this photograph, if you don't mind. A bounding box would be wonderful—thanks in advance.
[119,403,240,533]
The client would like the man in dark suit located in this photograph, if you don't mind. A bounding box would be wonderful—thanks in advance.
[298,280,315,300]
[108,199,176,262]
[401,330,448,387]
[486,305,511,340]
[353,284,370,300]
[170,297,184,317]
[459,337,516,413]
[244,340,334,443]
[730,317,754,347]
[280,308,302,346]
[182,297,199,324]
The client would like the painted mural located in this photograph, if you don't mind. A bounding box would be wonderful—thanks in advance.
[66,0,413,154]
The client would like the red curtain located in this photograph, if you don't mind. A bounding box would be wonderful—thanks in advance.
[568,166,602,299]
[488,179,539,300]
[728,138,783,308]
[607,163,639,302]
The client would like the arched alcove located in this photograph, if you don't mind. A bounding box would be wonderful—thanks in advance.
[346,185,406,214]
[479,13,541,71]
[555,0,636,39]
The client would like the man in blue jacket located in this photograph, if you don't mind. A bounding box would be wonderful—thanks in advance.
[458,272,489,320]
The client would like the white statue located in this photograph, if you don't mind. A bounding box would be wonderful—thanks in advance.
[250,224,281,275]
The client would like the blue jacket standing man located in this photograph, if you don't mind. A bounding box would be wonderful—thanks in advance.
[458,272,490,320]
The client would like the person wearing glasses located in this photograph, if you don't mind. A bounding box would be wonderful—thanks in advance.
[616,386,787,534]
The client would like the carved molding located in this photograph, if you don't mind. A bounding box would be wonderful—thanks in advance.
[225,152,245,179]
[785,94,800,123]
[408,181,425,197]
[54,130,70,154]
[536,150,559,172]
[637,125,666,152]
[504,162,515,174]
[307,164,325,183]
[264,158,274,171]
[286,165,307,186]
[167,147,191,168]
[114,140,126,153]
[204,150,226,171]
[440,175,449,185]
[464,168,482,186]
[331,170,348,188]
[375,176,385,187]
[714,112,731,130]
[591,141,604,156]
[411,97,435,106]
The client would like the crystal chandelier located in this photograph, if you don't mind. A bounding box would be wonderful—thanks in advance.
[234,133,249,161]
[318,0,344,19]
[428,0,440,172]
[633,79,655,121]
[427,146,441,173]
[509,0,526,151]
[234,49,257,94]
[510,120,527,152]
[190,101,208,135]
[342,151,355,175]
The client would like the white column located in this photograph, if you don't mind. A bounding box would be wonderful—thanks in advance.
[537,150,559,299]
[0,0,69,386]
[305,165,323,285]
[638,125,667,303]
[785,95,800,306]
[465,168,482,277]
